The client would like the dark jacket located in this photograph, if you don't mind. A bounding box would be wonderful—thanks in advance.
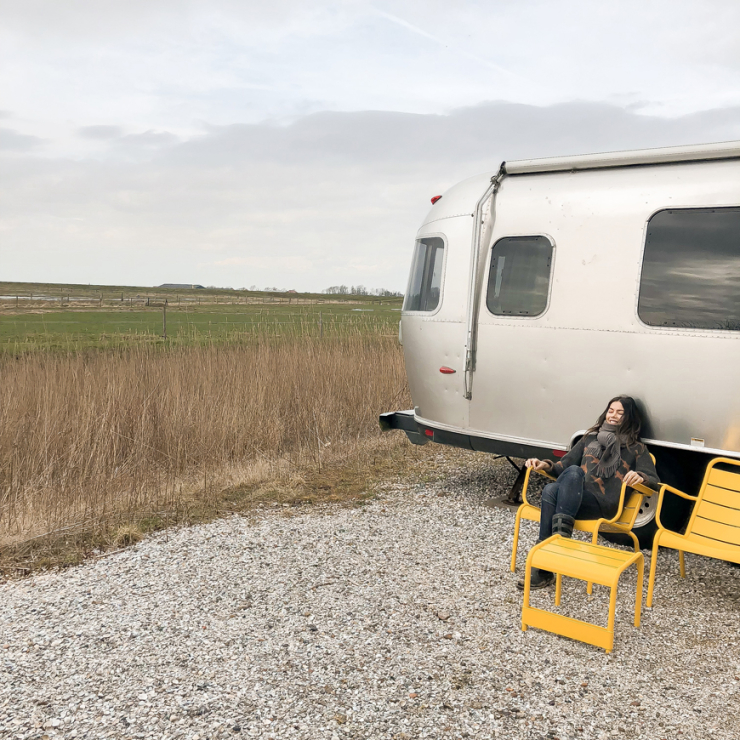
[549,434,660,518]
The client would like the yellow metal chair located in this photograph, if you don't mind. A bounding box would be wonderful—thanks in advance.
[510,458,656,595]
[647,457,740,607]
[521,535,644,653]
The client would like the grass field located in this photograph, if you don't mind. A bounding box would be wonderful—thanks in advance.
[0,281,403,353]
[0,281,420,575]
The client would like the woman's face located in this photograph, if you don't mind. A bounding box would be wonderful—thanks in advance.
[606,401,625,426]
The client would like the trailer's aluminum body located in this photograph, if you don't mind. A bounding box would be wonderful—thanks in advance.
[400,142,740,460]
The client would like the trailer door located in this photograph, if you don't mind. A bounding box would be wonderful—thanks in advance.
[468,234,558,443]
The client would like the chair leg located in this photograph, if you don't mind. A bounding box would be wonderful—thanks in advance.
[646,534,662,608]
[510,512,522,572]
[634,555,644,628]
[555,574,562,606]
[586,530,599,595]
[521,559,533,632]
[606,584,618,653]
[679,550,685,578]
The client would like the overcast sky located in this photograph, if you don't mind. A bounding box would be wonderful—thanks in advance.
[2,0,740,291]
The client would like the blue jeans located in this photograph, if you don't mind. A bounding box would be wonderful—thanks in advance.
[538,465,601,541]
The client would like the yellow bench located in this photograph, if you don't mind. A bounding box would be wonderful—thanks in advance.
[522,535,644,653]
[511,460,656,595]
[647,457,740,607]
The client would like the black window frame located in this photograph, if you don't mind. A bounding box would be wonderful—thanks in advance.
[637,206,740,333]
[484,234,555,319]
[402,235,446,314]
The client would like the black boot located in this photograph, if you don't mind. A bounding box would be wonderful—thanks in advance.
[516,568,554,591]
[552,513,575,538]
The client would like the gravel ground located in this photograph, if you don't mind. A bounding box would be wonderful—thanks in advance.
[2,457,740,740]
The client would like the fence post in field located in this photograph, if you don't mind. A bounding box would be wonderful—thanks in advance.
[162,302,167,339]
[319,311,323,338]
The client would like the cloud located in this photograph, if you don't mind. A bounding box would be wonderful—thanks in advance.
[212,256,266,267]
[78,125,125,140]
[0,127,45,151]
[2,100,740,290]
[372,8,520,80]
[117,130,180,150]
[2,0,740,146]
[183,101,740,169]
[75,126,180,160]
[0,0,351,40]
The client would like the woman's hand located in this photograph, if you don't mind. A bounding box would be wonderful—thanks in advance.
[525,458,551,472]
[623,470,645,487]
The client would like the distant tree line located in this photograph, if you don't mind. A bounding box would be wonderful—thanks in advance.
[201,284,403,296]
[322,285,402,297]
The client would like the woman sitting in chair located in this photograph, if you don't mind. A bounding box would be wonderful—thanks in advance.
[517,395,659,590]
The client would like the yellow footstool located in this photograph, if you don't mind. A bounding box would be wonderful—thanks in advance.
[521,535,644,653]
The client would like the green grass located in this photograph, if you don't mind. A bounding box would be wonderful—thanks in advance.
[0,281,403,353]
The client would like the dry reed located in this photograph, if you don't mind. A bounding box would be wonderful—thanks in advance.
[0,336,410,548]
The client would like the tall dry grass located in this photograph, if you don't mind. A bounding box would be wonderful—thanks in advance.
[0,336,410,547]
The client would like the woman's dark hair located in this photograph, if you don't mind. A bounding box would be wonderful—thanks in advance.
[587,395,643,445]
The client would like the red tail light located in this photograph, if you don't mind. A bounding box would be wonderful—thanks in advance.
[553,450,566,458]
[431,195,442,204]
[424,429,434,437]
[439,366,456,374]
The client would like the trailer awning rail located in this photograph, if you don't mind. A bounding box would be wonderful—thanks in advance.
[504,139,740,175]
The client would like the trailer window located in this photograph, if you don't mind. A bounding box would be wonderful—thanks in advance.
[486,236,553,316]
[403,237,445,312]
[639,207,740,331]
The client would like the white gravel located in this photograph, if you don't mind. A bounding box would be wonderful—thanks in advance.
[2,458,740,740]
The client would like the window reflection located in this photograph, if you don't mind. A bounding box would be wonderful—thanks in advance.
[403,237,445,312]
[486,236,553,316]
[639,208,740,331]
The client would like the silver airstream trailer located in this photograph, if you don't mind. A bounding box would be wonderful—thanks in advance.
[381,140,740,545]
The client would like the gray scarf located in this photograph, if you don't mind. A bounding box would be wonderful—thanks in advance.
[585,422,622,479]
